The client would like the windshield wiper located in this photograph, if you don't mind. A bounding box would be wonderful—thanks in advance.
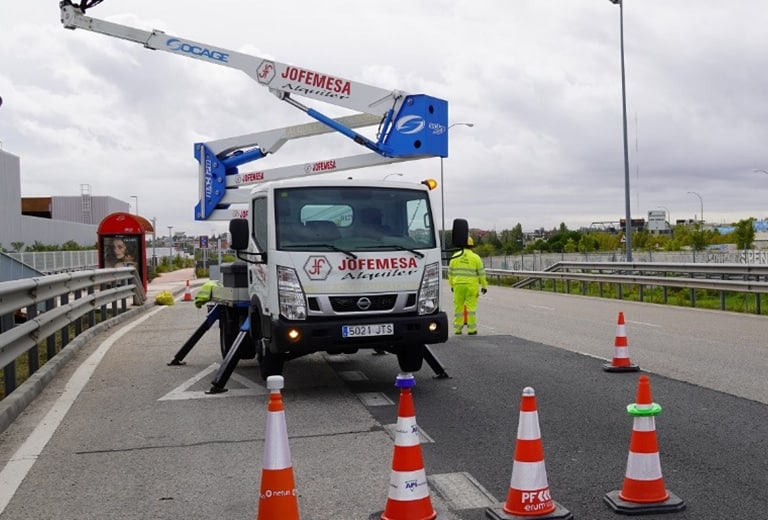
[281,244,358,259]
[358,244,425,258]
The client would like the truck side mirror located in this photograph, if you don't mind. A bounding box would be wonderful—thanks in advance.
[451,218,469,248]
[229,218,249,251]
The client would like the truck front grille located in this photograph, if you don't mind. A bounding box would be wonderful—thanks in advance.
[329,294,397,312]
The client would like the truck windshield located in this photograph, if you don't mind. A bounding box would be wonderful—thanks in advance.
[275,186,436,251]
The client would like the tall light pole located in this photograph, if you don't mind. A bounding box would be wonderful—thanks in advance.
[687,191,703,224]
[130,195,138,215]
[609,0,632,261]
[167,226,173,260]
[151,217,157,268]
[440,122,474,246]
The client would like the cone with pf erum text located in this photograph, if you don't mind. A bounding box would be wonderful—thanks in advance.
[603,311,639,372]
[378,373,436,520]
[182,280,192,302]
[486,387,573,520]
[257,375,300,520]
[604,375,685,515]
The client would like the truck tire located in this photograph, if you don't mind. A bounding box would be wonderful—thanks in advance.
[219,307,255,359]
[258,340,284,381]
[396,345,424,373]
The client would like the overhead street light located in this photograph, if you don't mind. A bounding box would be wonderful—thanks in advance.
[687,191,703,224]
[609,0,633,261]
[753,169,768,175]
[167,226,174,260]
[440,122,474,246]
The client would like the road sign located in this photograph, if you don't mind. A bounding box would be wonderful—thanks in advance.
[199,235,209,248]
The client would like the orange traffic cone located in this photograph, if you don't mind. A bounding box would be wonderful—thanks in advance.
[378,373,436,520]
[487,387,573,520]
[603,311,639,372]
[604,375,685,514]
[257,375,300,520]
[182,280,192,302]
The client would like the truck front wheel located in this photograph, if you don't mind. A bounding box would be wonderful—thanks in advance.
[396,345,424,373]
[258,339,284,381]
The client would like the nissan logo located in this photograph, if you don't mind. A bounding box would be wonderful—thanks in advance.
[356,297,372,310]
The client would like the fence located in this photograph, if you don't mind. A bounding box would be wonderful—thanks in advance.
[485,261,768,314]
[0,267,146,417]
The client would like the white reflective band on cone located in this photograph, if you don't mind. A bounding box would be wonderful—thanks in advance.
[510,460,549,490]
[625,452,663,480]
[394,416,420,447]
[263,411,292,469]
[388,469,430,501]
[633,416,656,432]
[517,411,541,440]
[616,324,626,335]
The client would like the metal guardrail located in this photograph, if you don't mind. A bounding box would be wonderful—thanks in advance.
[485,262,768,314]
[0,268,146,400]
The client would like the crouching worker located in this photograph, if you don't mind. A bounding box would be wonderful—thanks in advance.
[195,280,221,309]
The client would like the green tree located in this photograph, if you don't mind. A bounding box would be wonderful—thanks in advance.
[734,218,755,249]
[11,241,25,253]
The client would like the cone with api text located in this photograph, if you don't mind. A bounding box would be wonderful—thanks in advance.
[486,387,573,520]
[377,372,437,520]
[257,375,300,520]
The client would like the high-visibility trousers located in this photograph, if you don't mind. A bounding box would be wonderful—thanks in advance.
[453,283,480,333]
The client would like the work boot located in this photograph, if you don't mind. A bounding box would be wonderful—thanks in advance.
[468,330,478,336]
[454,329,463,335]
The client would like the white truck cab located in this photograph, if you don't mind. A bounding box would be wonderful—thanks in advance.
[227,176,449,378]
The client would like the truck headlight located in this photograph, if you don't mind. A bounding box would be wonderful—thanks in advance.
[417,262,440,315]
[277,266,307,320]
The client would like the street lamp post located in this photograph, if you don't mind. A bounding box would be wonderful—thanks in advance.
[609,0,633,261]
[151,217,157,268]
[440,122,474,246]
[687,191,703,224]
[167,226,173,261]
[130,195,139,215]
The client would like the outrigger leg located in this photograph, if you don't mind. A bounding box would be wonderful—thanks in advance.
[423,345,450,379]
[168,304,221,366]
[207,316,251,394]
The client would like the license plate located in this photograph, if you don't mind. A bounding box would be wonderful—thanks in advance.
[342,323,394,338]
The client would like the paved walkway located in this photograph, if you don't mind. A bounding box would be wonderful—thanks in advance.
[145,267,206,303]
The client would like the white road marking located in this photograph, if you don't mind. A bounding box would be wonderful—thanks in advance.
[528,304,555,311]
[158,363,266,401]
[0,308,164,514]
[627,319,661,328]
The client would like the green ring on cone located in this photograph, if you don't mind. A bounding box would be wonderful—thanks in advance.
[627,402,662,416]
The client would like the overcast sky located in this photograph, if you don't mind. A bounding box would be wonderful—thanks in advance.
[2,1,767,237]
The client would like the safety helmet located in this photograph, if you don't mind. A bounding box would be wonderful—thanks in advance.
[466,237,474,247]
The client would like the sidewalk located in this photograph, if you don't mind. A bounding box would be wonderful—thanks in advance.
[145,267,206,303]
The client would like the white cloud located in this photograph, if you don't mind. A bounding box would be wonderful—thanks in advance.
[1,0,768,237]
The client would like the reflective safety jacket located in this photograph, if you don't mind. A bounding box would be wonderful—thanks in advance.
[195,280,221,308]
[448,249,488,289]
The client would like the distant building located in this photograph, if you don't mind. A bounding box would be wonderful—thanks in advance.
[0,148,128,249]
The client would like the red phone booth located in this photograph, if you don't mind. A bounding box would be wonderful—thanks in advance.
[97,212,154,292]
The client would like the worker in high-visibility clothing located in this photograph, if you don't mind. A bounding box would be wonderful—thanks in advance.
[448,237,488,335]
